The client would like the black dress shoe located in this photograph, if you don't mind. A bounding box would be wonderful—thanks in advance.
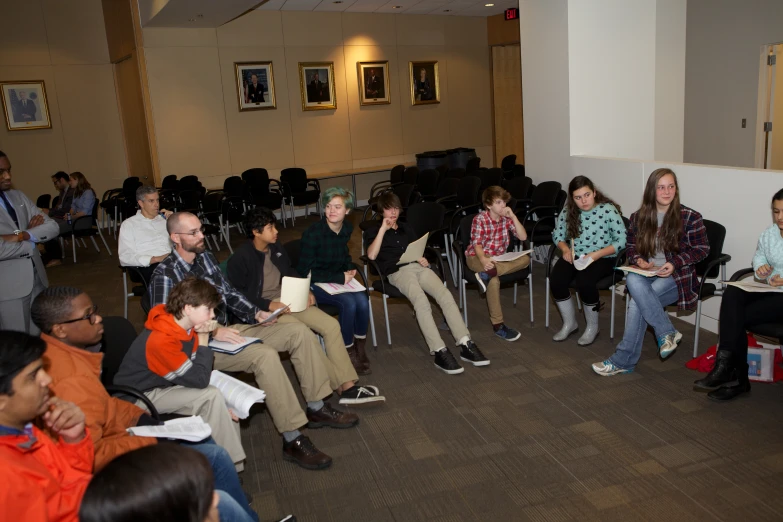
[694,350,737,390]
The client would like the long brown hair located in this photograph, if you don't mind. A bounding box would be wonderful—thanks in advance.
[635,168,682,259]
[69,171,93,198]
[565,176,622,239]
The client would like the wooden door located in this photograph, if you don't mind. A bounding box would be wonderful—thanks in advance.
[492,44,524,167]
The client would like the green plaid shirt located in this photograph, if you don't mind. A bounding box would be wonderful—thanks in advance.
[297,219,354,283]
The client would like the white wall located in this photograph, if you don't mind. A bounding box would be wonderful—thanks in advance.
[684,0,783,168]
[654,0,687,162]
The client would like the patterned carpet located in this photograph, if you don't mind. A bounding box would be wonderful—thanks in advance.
[48,212,783,522]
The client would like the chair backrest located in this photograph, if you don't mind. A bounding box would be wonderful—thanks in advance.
[456,213,480,273]
[435,177,460,200]
[177,189,202,213]
[405,202,446,239]
[436,163,449,176]
[223,176,244,198]
[511,164,525,178]
[465,157,481,173]
[403,166,419,186]
[696,220,727,278]
[242,168,270,190]
[178,175,200,191]
[530,181,562,209]
[500,154,516,172]
[480,168,504,191]
[504,176,532,200]
[445,168,465,179]
[122,176,140,193]
[201,190,225,213]
[100,316,138,387]
[417,169,440,197]
[283,239,302,269]
[391,183,418,209]
[390,164,406,184]
[280,168,308,192]
[161,175,178,190]
[456,176,481,207]
[36,194,51,209]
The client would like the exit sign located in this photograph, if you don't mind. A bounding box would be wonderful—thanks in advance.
[505,7,519,20]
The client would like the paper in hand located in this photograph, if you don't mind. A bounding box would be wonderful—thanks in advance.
[281,272,311,313]
[397,233,430,265]
[573,255,594,271]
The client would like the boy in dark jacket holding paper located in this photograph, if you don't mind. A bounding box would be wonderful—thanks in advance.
[227,207,384,405]
[114,278,247,467]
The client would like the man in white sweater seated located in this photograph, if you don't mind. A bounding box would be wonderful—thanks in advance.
[118,185,173,282]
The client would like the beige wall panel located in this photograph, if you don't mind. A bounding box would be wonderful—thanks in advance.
[143,27,218,48]
[395,15,446,47]
[281,12,343,47]
[218,46,295,173]
[445,17,488,48]
[54,64,127,196]
[447,46,492,151]
[144,47,232,178]
[342,13,397,47]
[474,145,494,168]
[217,11,284,48]
[283,46,352,167]
[43,0,109,65]
[342,45,403,160]
[102,0,136,63]
[0,66,68,198]
[396,46,450,154]
[0,1,51,66]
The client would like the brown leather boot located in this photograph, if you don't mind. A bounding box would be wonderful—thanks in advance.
[354,336,371,375]
[346,344,365,375]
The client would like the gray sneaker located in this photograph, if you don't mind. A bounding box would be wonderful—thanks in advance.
[658,331,683,359]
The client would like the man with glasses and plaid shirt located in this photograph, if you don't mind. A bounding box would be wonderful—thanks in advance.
[148,212,357,470]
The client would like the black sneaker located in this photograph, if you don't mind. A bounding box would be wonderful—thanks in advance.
[494,324,521,342]
[338,385,386,405]
[459,340,490,366]
[434,348,464,375]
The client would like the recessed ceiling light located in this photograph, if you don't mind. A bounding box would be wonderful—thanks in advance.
[485,3,494,6]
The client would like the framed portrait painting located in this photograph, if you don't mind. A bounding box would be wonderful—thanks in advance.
[299,62,336,111]
[235,62,276,111]
[409,61,440,106]
[357,61,390,106]
[1,81,52,131]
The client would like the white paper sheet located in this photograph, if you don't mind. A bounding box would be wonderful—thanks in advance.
[127,416,212,442]
[397,232,429,265]
[280,273,311,313]
[491,249,532,262]
[208,336,261,355]
[314,279,367,295]
[615,266,662,277]
[723,280,783,293]
[573,255,594,271]
[209,370,266,419]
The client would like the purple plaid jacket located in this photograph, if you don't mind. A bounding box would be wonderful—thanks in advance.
[626,205,710,311]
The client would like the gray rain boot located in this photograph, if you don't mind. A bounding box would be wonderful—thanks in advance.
[553,297,578,341]
[578,303,600,346]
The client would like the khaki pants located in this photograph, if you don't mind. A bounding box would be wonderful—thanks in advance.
[212,321,332,434]
[466,254,530,324]
[388,263,469,354]
[285,307,358,389]
[141,385,245,465]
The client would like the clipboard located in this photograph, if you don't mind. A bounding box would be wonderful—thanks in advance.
[397,232,430,265]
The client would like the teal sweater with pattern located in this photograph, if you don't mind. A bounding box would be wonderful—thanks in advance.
[552,203,626,258]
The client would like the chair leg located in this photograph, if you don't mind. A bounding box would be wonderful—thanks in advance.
[219,217,233,254]
[528,273,534,325]
[513,281,518,306]
[693,300,702,358]
[610,284,616,340]
[90,237,100,252]
[98,228,111,254]
[462,280,468,327]
[545,277,550,328]
[448,233,458,287]
[113,207,119,239]
[383,295,391,345]
[575,292,582,310]
[290,200,296,225]
[59,238,65,259]
[368,294,377,348]
[72,234,77,263]
[123,271,128,319]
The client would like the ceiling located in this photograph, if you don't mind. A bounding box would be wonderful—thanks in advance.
[137,0,513,28]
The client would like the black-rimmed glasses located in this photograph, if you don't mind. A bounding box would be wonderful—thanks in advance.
[59,305,100,325]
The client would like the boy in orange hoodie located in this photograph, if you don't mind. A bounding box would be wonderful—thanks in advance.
[113,278,246,467]
[0,330,93,522]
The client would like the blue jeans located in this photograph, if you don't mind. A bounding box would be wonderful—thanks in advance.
[609,273,678,370]
[217,490,256,522]
[186,439,259,522]
[311,286,369,346]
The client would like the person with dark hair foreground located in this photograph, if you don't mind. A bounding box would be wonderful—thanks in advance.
[30,286,261,522]
[693,188,783,401]
[592,168,709,376]
[549,176,626,346]
[0,330,93,522]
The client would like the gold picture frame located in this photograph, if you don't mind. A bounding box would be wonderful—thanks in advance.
[409,61,440,105]
[0,80,52,131]
[357,61,391,106]
[299,62,336,111]
[234,62,276,111]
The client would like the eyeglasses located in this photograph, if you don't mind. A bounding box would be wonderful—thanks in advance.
[175,227,206,237]
[59,305,100,325]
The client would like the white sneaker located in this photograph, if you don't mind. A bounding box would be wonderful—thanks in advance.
[658,331,683,359]
[591,359,633,377]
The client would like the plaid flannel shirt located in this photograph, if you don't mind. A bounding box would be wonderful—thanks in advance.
[148,249,259,325]
[466,210,519,257]
[626,205,709,311]
[297,219,354,284]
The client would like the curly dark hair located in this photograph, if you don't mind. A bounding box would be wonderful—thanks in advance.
[564,176,622,240]
[244,206,276,238]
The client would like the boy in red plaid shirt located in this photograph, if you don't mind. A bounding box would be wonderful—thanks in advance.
[465,186,530,341]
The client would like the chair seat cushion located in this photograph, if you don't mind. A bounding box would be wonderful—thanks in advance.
[592,271,625,290]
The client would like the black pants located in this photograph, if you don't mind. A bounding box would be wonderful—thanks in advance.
[718,285,783,364]
[550,257,616,304]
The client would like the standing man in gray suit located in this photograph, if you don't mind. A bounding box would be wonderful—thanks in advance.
[0,150,59,334]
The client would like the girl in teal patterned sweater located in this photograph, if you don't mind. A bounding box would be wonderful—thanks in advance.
[550,176,627,345]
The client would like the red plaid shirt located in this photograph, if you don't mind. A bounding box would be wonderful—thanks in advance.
[466,210,519,257]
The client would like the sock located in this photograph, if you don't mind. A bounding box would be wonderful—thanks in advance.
[282,430,302,443]
[492,323,503,332]
[307,399,324,412]
[354,334,366,339]
[457,335,470,346]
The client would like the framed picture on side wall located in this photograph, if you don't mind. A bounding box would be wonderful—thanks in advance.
[409,61,440,105]
[299,62,336,111]
[0,81,52,131]
[357,61,390,106]
[235,62,276,111]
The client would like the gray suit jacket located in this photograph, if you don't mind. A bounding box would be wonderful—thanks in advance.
[0,189,59,301]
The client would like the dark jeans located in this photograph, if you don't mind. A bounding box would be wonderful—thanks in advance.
[311,285,369,346]
[718,285,783,365]
[550,256,616,304]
